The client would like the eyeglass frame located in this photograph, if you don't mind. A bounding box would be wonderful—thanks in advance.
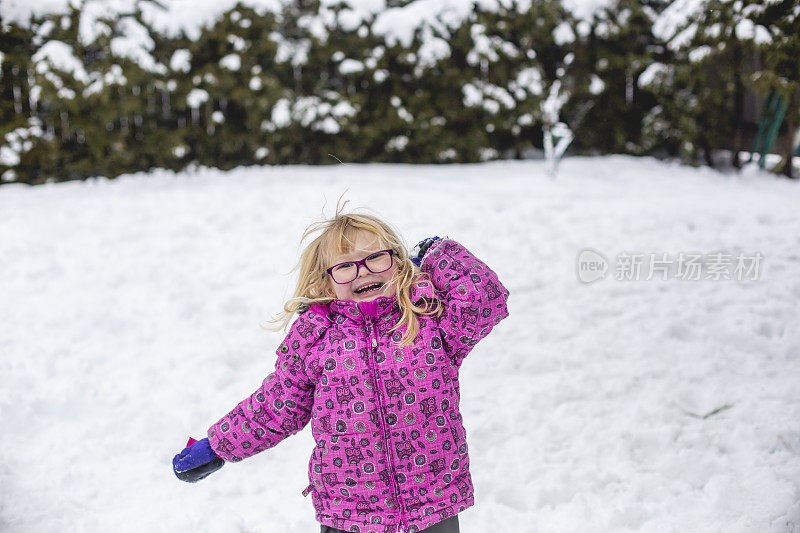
[325,249,395,284]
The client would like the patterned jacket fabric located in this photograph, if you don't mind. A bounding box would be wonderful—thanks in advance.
[207,239,510,533]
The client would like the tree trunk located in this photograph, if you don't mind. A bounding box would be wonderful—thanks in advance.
[731,40,744,169]
[700,135,714,167]
[781,92,797,179]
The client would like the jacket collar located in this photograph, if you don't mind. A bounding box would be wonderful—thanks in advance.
[329,296,398,323]
[320,276,438,323]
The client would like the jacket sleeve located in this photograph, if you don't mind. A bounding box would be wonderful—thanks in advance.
[420,238,510,369]
[207,311,327,462]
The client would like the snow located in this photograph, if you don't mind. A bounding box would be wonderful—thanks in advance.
[270,98,291,127]
[0,145,20,166]
[1,157,799,532]
[417,37,451,67]
[3,0,673,89]
[170,49,192,73]
[283,97,358,133]
[139,0,286,40]
[589,74,605,95]
[0,0,717,73]
[553,22,576,46]
[271,32,311,66]
[688,45,712,63]
[652,0,705,42]
[219,54,242,71]
[542,80,569,123]
[386,135,409,151]
[478,147,498,161]
[652,0,774,52]
[326,0,612,49]
[639,62,669,88]
[462,80,517,113]
[110,18,166,74]
[484,83,515,109]
[32,41,90,84]
[20,1,165,76]
[0,0,70,25]
[228,35,247,52]
[339,59,365,74]
[77,1,118,45]
[397,106,413,123]
[372,0,473,48]
[373,69,389,83]
[316,117,340,134]
[515,67,544,96]
[327,0,375,33]
[438,148,457,161]
[468,24,499,65]
[266,97,356,132]
[332,101,358,118]
[561,0,613,22]
[186,88,209,108]
[462,83,484,108]
[735,19,772,44]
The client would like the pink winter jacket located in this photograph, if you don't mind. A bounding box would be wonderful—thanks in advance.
[207,239,510,533]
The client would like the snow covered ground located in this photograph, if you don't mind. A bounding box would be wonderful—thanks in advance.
[1,156,799,532]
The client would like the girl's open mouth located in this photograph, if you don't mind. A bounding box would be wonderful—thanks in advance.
[354,282,383,295]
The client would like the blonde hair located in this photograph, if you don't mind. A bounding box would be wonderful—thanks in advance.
[264,201,442,346]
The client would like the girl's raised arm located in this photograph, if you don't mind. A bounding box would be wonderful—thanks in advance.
[206,311,329,462]
[418,238,510,369]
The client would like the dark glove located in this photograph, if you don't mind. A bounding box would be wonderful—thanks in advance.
[173,437,225,482]
[410,236,441,266]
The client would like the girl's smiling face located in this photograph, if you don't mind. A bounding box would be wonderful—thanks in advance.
[327,230,397,302]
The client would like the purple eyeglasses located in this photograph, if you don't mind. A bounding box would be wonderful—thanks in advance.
[326,249,395,284]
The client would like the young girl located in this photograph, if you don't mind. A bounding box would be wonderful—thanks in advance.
[173,208,510,533]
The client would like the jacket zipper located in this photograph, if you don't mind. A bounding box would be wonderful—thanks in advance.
[364,316,408,533]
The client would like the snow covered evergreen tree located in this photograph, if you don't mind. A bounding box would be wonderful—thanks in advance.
[576,0,666,154]
[1,0,796,183]
[0,18,36,182]
[643,0,772,167]
[469,0,574,160]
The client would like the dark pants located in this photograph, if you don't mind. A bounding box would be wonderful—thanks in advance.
[321,515,460,533]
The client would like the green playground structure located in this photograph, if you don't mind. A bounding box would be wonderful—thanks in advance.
[749,89,789,169]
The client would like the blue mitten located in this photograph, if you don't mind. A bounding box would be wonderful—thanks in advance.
[173,437,225,482]
[411,236,441,266]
